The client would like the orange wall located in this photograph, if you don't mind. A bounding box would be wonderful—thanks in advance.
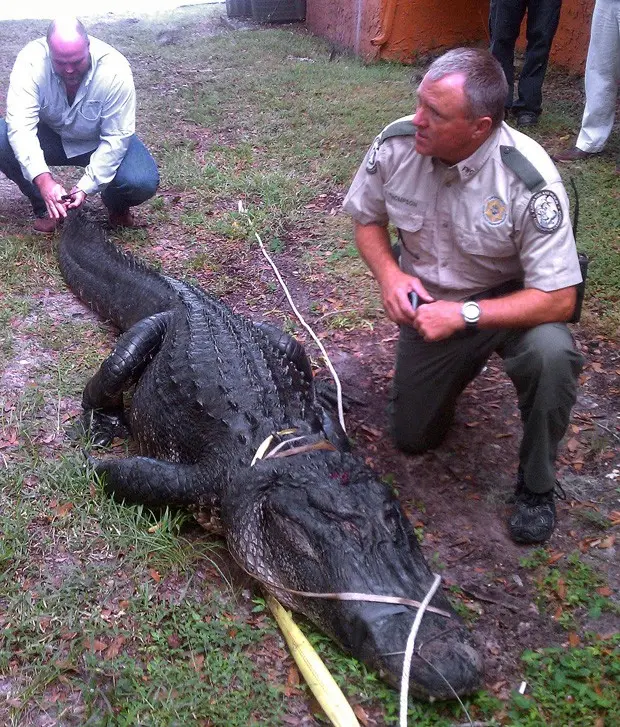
[547,0,594,73]
[306,0,594,73]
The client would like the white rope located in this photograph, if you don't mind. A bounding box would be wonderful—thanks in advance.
[238,201,347,434]
[399,573,442,727]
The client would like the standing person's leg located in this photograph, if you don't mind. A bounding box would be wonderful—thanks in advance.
[391,326,508,454]
[0,121,71,219]
[500,323,583,542]
[514,0,562,119]
[101,135,159,225]
[576,0,620,153]
[489,0,528,113]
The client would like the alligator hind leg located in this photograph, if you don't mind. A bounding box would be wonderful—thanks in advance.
[256,321,349,450]
[255,321,314,384]
[82,311,171,446]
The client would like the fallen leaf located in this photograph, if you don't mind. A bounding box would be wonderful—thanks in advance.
[149,569,161,582]
[556,578,567,601]
[55,502,74,517]
[353,704,371,726]
[286,664,300,687]
[568,632,580,648]
[598,535,615,549]
[167,633,181,649]
[596,586,612,597]
[105,635,126,660]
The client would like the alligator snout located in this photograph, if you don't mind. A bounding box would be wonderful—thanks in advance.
[350,602,483,699]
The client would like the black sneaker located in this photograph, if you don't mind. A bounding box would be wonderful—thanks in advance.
[508,472,565,544]
[516,111,539,128]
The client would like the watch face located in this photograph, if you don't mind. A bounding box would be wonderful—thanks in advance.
[463,301,480,324]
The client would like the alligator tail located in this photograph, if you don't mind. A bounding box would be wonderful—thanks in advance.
[58,211,179,332]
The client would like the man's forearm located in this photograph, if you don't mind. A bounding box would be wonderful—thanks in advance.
[354,221,400,286]
[476,286,578,328]
[77,134,131,195]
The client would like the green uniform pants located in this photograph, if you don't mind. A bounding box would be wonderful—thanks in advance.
[392,323,584,493]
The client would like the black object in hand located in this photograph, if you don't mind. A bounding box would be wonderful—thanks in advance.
[408,291,419,310]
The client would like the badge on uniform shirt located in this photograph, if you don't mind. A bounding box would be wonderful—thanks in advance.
[483,196,507,226]
[528,189,563,233]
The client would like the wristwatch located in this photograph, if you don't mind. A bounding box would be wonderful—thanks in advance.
[461,300,481,329]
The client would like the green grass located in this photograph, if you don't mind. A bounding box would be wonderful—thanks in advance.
[520,548,619,630]
[508,635,620,726]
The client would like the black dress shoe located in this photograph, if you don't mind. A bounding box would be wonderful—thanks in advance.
[516,111,539,128]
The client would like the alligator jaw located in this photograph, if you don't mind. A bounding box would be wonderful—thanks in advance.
[350,602,482,699]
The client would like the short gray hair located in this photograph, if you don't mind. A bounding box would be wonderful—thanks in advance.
[425,48,508,128]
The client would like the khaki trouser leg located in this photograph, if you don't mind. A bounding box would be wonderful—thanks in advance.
[391,323,583,492]
[500,323,584,493]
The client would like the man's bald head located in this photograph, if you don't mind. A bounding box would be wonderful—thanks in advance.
[46,17,91,94]
[47,17,89,48]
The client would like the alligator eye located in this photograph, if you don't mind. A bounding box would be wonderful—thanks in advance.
[268,511,320,562]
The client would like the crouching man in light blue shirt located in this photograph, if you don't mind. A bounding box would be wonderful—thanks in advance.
[0,16,159,233]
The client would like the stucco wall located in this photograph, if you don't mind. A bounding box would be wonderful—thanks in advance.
[305,0,384,59]
[306,0,594,74]
[547,0,594,73]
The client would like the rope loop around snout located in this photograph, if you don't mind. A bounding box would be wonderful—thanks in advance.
[226,548,475,725]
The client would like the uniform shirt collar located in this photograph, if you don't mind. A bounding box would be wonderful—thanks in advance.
[455,126,502,181]
[431,125,502,182]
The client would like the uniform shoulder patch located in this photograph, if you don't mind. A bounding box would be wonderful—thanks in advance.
[528,189,563,233]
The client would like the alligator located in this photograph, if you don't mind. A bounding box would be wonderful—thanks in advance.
[58,211,482,700]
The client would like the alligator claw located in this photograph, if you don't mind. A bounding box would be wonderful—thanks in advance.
[80,409,129,447]
[314,378,363,412]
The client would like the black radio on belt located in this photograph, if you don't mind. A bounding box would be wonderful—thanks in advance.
[568,179,588,324]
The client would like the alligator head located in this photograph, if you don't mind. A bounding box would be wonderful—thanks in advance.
[224,451,482,700]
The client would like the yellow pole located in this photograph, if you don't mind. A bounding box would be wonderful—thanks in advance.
[266,596,361,727]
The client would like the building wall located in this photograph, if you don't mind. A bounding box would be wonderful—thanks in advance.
[306,0,594,73]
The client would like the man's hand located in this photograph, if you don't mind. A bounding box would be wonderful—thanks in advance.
[413,300,464,341]
[63,188,87,210]
[34,172,70,219]
[379,269,435,325]
[353,222,436,325]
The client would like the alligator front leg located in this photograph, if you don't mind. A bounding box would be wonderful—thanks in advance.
[91,455,217,508]
[82,311,171,445]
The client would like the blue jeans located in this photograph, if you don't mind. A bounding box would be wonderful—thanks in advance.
[489,0,563,115]
[0,119,159,217]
